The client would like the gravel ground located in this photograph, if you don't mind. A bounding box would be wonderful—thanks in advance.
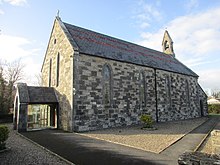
[200,120,220,154]
[200,134,212,154]
[0,124,70,165]
[80,117,208,153]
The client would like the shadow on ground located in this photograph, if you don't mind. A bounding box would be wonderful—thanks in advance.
[20,115,220,165]
[21,130,167,165]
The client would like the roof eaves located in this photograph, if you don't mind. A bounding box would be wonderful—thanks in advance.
[198,84,208,98]
[174,58,198,77]
[79,51,198,77]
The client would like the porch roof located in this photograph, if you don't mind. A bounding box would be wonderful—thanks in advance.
[17,83,58,104]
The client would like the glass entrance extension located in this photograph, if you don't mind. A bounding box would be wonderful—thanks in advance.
[27,104,57,130]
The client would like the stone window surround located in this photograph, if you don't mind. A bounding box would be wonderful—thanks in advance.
[165,74,172,109]
[139,71,146,108]
[185,79,190,106]
[102,63,113,107]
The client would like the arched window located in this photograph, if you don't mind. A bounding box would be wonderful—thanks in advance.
[102,64,112,106]
[139,71,146,107]
[164,40,169,50]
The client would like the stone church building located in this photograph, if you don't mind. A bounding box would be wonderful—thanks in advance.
[13,17,207,132]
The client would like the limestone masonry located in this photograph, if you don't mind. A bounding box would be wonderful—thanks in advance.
[14,16,207,132]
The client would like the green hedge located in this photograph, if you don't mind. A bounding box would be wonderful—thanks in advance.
[0,125,9,150]
[208,104,220,114]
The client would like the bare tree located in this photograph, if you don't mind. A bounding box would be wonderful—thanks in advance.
[0,63,6,113]
[0,59,25,114]
[211,88,220,98]
[6,60,24,84]
[5,60,25,112]
[35,72,42,86]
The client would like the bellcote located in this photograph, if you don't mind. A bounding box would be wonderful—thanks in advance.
[162,30,175,57]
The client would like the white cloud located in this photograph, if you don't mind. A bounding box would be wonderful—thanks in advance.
[167,12,220,60]
[22,57,42,86]
[137,6,220,90]
[0,9,4,15]
[132,0,162,29]
[0,34,42,85]
[0,34,31,61]
[0,0,27,16]
[198,69,220,90]
[2,0,27,6]
[139,8,220,58]
[185,0,199,11]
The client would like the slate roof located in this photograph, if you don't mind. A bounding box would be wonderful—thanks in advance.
[27,86,58,104]
[17,83,58,104]
[61,20,198,77]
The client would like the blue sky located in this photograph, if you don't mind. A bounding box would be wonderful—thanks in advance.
[0,0,220,93]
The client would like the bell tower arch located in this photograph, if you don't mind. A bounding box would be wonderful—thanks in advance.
[162,30,175,57]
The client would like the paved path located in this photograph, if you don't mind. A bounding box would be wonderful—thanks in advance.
[21,116,220,165]
[0,124,69,165]
[22,130,166,165]
[162,116,219,160]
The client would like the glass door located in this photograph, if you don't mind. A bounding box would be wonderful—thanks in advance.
[27,105,41,130]
[27,104,57,130]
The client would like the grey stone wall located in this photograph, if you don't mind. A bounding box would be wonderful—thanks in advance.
[156,70,201,122]
[73,54,156,132]
[14,83,29,132]
[73,54,205,132]
[198,85,208,116]
[41,19,74,131]
[178,152,220,164]
[41,20,207,132]
[17,103,28,132]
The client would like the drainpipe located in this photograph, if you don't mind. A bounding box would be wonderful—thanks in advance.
[72,51,79,131]
[154,68,158,123]
[71,52,74,132]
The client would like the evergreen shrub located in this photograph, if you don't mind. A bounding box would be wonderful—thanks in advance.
[0,125,9,150]
[140,114,153,128]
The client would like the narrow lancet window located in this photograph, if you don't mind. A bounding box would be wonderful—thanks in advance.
[139,72,146,107]
[185,80,190,104]
[102,64,112,106]
[49,58,52,87]
[165,75,171,107]
[56,53,60,87]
